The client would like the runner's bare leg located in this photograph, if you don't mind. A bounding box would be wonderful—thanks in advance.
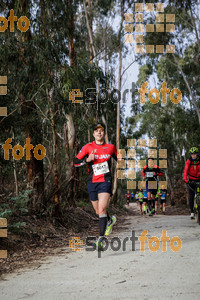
[91,193,110,239]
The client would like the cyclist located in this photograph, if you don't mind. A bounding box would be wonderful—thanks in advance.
[126,190,131,206]
[142,158,163,216]
[74,122,117,250]
[183,147,200,219]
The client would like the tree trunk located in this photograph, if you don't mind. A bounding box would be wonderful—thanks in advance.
[172,54,200,125]
[68,0,76,66]
[112,0,124,202]
[46,88,60,218]
[18,1,45,213]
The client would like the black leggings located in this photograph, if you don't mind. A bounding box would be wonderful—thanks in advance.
[188,183,196,213]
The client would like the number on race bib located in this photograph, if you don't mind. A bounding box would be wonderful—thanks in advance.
[146,172,154,177]
[92,161,109,176]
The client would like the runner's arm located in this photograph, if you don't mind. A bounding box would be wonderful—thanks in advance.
[74,145,88,167]
[156,166,163,176]
[142,166,147,180]
[183,159,190,182]
[112,145,118,161]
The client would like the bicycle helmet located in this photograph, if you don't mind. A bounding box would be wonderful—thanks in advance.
[189,147,199,154]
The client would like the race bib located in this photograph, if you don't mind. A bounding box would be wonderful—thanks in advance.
[92,161,109,176]
[146,172,154,177]
[161,194,166,199]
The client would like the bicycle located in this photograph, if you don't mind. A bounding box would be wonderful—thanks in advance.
[187,181,200,225]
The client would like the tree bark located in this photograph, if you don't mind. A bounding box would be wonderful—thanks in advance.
[47,88,60,218]
[18,1,45,213]
[172,54,200,125]
[68,0,76,66]
[112,0,124,202]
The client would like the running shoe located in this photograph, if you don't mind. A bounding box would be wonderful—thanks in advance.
[191,213,195,220]
[105,216,116,236]
[149,208,155,216]
[93,240,104,251]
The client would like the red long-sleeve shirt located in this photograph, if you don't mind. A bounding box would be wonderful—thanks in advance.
[183,158,200,181]
[74,141,117,183]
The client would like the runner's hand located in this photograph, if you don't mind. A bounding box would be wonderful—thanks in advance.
[87,151,95,162]
[184,179,188,184]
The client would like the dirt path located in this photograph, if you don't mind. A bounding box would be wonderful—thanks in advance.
[0,203,200,300]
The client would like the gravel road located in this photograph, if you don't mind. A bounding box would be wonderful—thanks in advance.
[1,204,200,300]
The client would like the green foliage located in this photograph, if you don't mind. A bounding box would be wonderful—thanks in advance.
[0,189,32,218]
[9,222,26,234]
[0,189,34,232]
